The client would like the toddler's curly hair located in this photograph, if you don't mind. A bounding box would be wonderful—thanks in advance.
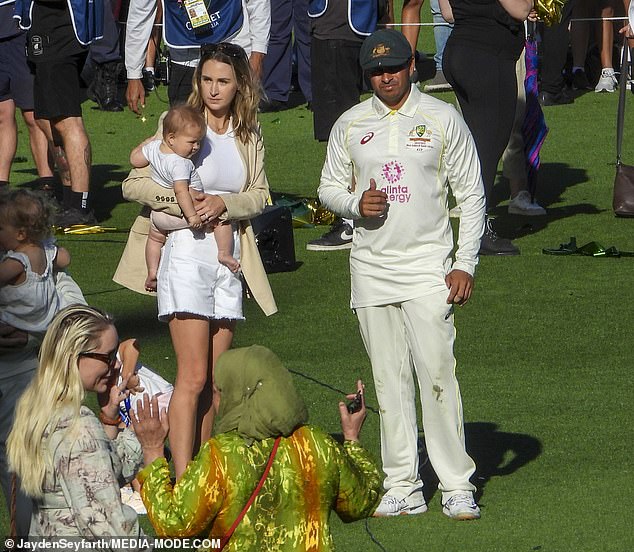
[0,188,53,243]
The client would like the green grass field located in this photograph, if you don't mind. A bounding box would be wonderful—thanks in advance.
[3,38,634,552]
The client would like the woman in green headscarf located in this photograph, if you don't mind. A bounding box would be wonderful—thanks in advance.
[133,345,382,552]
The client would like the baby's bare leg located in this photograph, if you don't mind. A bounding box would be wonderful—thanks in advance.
[146,211,188,291]
[214,222,240,272]
[145,222,166,292]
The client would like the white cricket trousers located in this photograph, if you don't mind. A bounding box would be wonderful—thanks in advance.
[356,290,476,500]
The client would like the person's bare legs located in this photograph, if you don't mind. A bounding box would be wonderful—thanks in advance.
[51,115,90,193]
[145,225,166,291]
[167,315,212,479]
[37,119,71,192]
[0,99,17,182]
[594,3,620,92]
[599,5,615,68]
[401,0,424,53]
[213,223,240,272]
[197,320,235,449]
[21,110,53,178]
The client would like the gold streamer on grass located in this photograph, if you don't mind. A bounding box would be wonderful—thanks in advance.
[54,225,119,235]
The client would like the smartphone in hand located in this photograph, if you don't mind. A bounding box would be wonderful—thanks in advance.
[346,391,363,414]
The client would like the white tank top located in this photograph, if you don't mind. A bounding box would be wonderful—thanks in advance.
[195,123,246,195]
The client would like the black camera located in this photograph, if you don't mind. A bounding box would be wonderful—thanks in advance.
[156,53,170,86]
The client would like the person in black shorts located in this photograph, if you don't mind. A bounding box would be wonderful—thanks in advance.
[0,3,54,191]
[16,0,102,226]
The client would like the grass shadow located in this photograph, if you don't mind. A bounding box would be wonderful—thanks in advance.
[418,421,542,504]
[487,162,600,239]
[91,164,128,221]
[467,421,542,502]
[12,163,128,223]
[105,296,166,344]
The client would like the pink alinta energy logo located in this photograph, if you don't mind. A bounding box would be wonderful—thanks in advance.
[381,160,404,184]
[379,161,411,203]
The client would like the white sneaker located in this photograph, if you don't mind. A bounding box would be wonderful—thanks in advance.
[442,492,481,520]
[508,191,546,216]
[120,486,133,503]
[121,486,147,514]
[373,494,428,517]
[595,68,617,93]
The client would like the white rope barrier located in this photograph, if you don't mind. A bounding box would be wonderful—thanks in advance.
[380,17,629,26]
[129,16,629,29]
[570,16,628,22]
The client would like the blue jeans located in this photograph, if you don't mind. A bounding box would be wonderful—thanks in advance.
[430,0,453,70]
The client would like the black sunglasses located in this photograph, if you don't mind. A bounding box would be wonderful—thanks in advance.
[200,42,247,60]
[79,348,118,370]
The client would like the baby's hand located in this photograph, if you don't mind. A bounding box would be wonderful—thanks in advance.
[104,374,130,413]
[126,374,144,394]
[188,214,203,229]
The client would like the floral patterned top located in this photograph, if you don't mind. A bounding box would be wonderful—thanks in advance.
[138,425,382,551]
[30,406,149,551]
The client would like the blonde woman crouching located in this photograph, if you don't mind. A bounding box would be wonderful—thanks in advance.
[7,305,151,547]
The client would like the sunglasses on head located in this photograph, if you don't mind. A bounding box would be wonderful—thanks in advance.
[79,348,118,370]
[200,42,247,60]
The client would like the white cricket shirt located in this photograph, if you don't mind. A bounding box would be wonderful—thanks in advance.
[318,85,485,308]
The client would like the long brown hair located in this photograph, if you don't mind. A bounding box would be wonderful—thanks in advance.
[188,43,260,144]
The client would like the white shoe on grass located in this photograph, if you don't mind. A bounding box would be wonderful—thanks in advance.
[508,190,546,216]
[442,492,481,520]
[373,494,428,517]
[595,68,617,93]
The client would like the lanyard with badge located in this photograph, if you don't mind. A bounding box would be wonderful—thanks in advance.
[181,0,215,36]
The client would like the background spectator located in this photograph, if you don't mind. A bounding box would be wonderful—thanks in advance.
[260,0,312,112]
[441,0,532,255]
[0,3,54,192]
[14,0,100,226]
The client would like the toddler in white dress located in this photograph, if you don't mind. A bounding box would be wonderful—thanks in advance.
[0,189,70,333]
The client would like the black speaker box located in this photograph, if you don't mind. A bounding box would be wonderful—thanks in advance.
[251,205,296,273]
